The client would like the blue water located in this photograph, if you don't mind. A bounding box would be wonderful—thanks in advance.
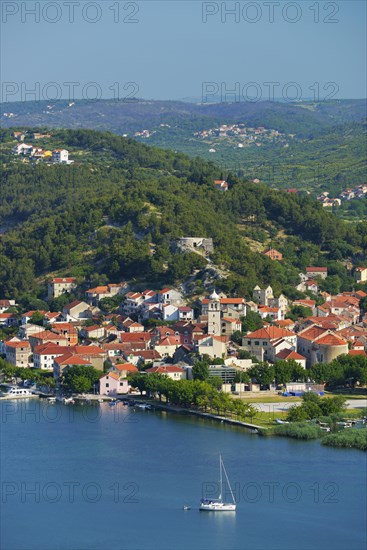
[0,400,366,550]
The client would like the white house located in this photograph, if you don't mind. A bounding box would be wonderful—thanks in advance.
[52,149,69,163]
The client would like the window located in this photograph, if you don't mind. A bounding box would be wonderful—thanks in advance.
[263,341,268,346]
[247,341,251,346]
[255,341,259,346]
[106,383,109,388]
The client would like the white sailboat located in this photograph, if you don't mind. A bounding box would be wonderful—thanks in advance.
[200,455,236,512]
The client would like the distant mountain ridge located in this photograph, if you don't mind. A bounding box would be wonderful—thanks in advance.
[2,98,366,136]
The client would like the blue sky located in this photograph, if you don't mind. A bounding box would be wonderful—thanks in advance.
[1,0,366,101]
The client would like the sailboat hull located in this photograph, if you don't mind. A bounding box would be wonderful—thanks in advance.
[200,502,236,511]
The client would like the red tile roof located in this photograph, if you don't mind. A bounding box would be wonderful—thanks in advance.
[247,326,295,339]
[298,326,327,341]
[315,334,347,346]
[146,365,183,374]
[6,340,30,349]
[276,349,306,361]
[54,353,91,366]
[104,372,119,380]
[113,363,138,373]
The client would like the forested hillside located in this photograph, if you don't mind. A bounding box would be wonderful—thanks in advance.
[1,128,366,300]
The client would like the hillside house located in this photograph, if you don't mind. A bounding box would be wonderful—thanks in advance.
[243,326,297,363]
[213,180,229,191]
[5,339,31,367]
[0,299,16,313]
[109,363,138,378]
[253,286,274,306]
[80,325,105,340]
[275,348,306,369]
[86,283,126,305]
[355,267,367,283]
[62,301,92,322]
[258,306,283,321]
[53,354,92,378]
[29,330,69,350]
[33,343,71,370]
[52,149,69,163]
[306,267,328,280]
[221,317,242,338]
[122,292,145,316]
[297,280,319,295]
[0,313,19,327]
[158,288,183,306]
[263,248,283,261]
[48,277,77,299]
[154,336,180,358]
[197,335,227,359]
[178,306,194,321]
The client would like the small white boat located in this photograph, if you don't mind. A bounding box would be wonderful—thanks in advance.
[47,397,57,403]
[200,455,236,512]
[183,505,190,510]
[63,397,75,404]
[337,421,353,429]
[0,387,37,399]
[136,403,152,410]
[275,418,289,424]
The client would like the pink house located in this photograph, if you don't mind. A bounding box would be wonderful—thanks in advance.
[99,372,129,396]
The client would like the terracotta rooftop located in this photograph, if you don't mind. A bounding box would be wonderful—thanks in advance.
[113,363,138,373]
[104,372,119,380]
[247,326,295,339]
[276,349,306,361]
[146,365,183,374]
[298,325,327,341]
[315,334,347,346]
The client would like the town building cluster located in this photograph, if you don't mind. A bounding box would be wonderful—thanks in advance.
[11,131,72,164]
[317,185,367,207]
[194,124,291,149]
[1,265,366,397]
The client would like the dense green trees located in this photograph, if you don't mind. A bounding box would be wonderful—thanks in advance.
[0,128,365,300]
[128,373,257,420]
[61,365,101,394]
[287,393,346,422]
[310,355,367,388]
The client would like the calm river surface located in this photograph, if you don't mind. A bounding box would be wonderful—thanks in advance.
[1,400,366,550]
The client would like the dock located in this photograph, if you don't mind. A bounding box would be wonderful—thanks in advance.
[0,394,39,400]
[125,397,264,431]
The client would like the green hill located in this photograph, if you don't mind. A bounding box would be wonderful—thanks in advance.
[1,99,366,193]
[0,128,366,301]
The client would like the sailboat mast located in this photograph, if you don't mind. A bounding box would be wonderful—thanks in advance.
[222,460,236,504]
[219,455,222,501]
